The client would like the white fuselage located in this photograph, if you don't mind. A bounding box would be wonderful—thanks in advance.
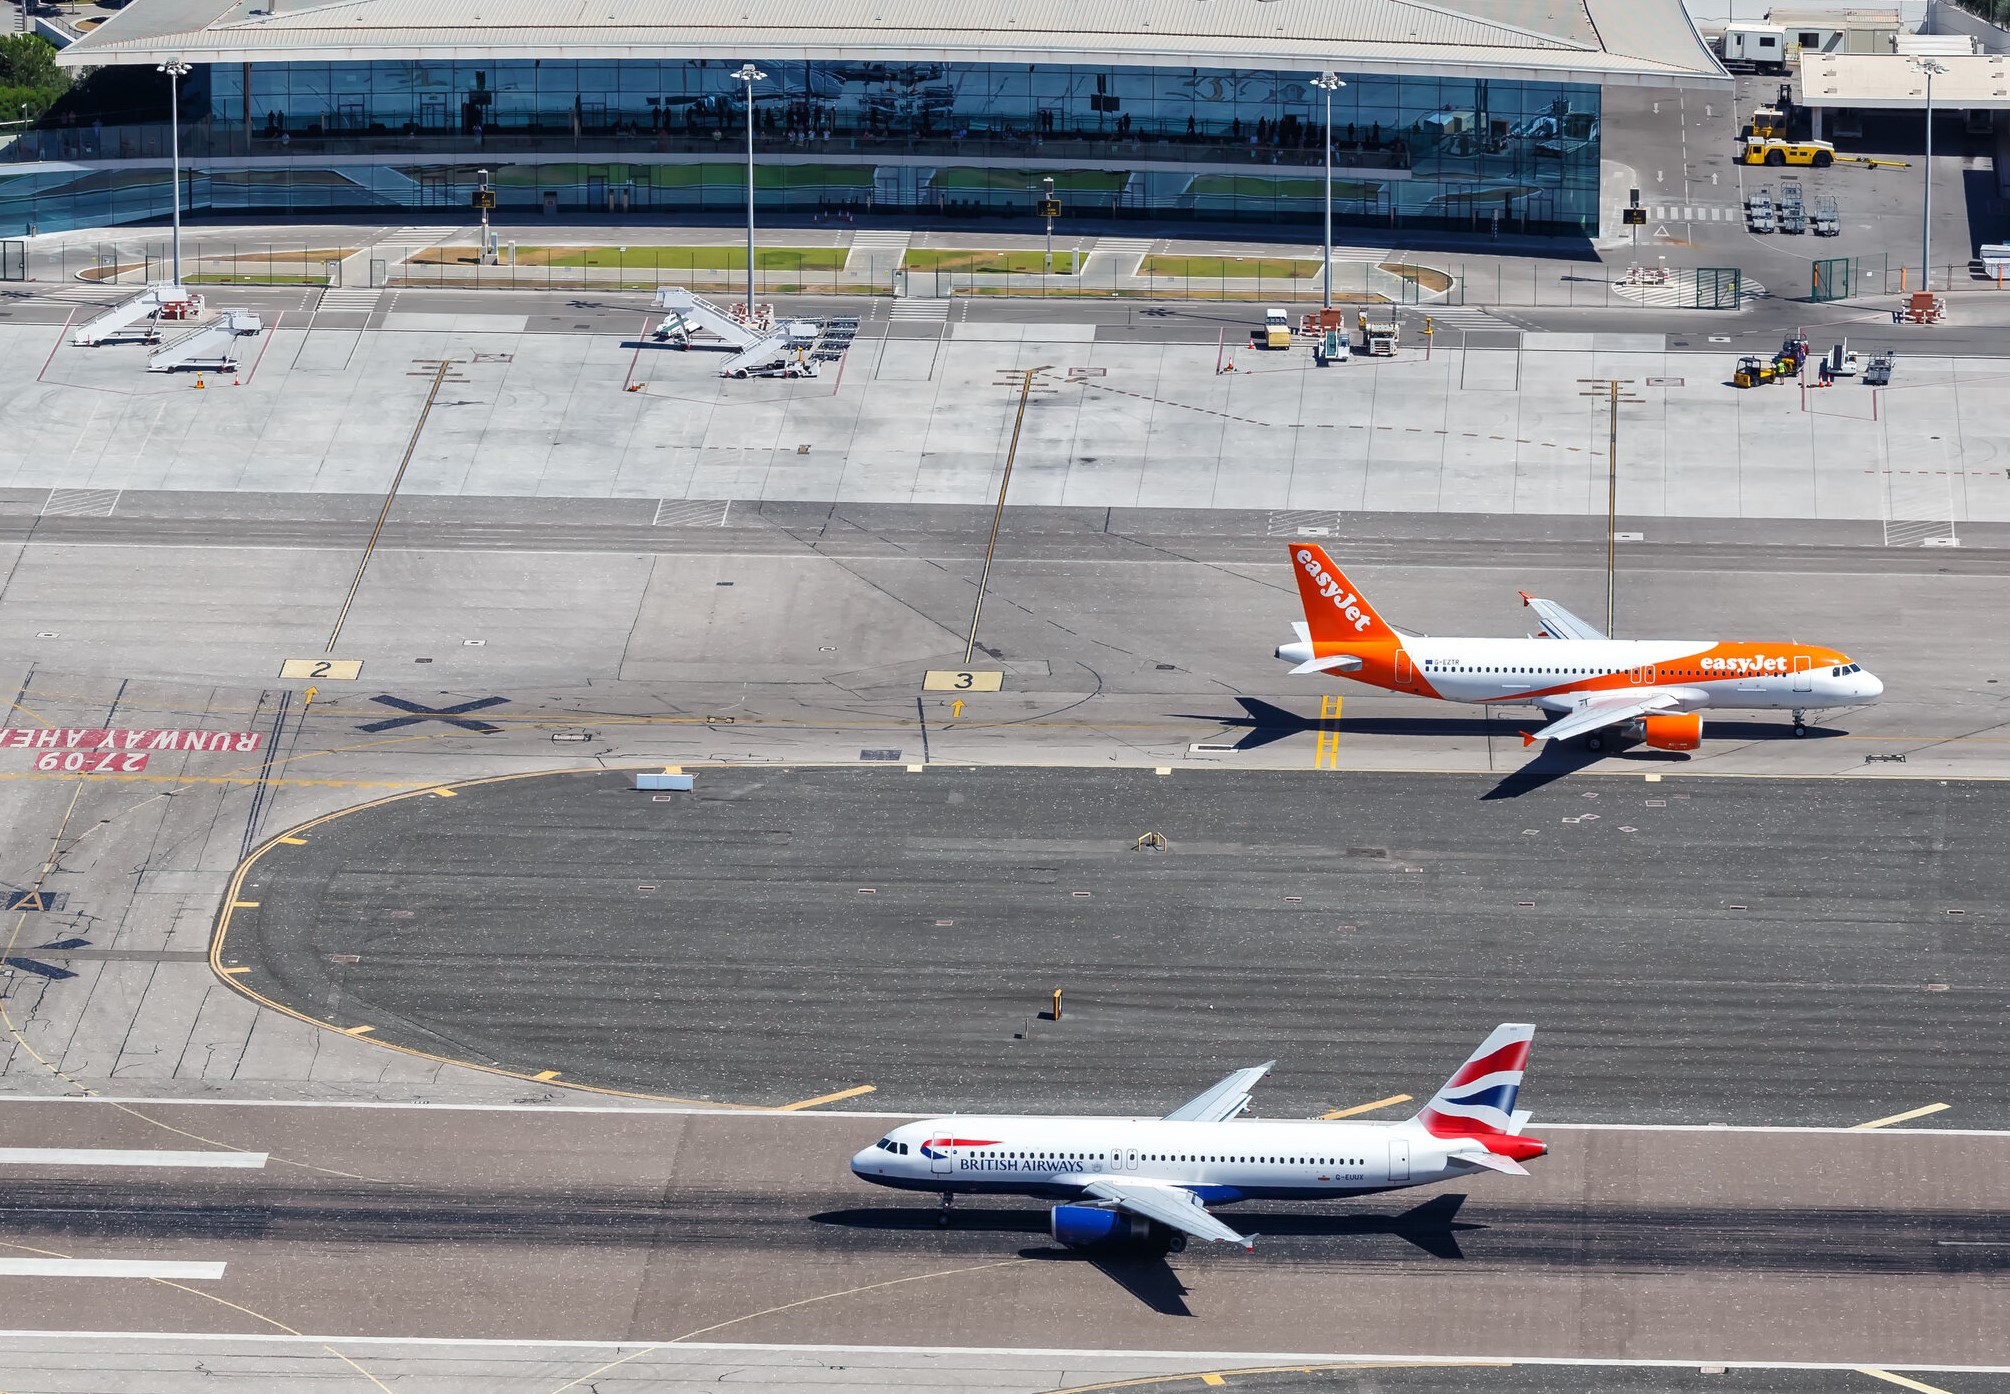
[852,1116,1478,1203]
[1408,637,1876,713]
[1275,635,1883,715]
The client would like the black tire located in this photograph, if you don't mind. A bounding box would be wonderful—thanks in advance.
[1794,723,1808,738]
[936,1213,950,1228]
[1813,151,1832,168]
[1585,735,1604,752]
[1766,150,1785,166]
[1167,1234,1188,1254]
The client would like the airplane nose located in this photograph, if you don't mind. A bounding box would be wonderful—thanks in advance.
[1862,672,1884,700]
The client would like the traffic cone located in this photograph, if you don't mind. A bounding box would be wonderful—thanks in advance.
[194,377,205,390]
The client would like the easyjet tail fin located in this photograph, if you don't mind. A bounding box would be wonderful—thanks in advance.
[1286,544,1398,644]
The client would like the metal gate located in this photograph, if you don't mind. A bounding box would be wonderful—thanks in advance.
[1812,257,1850,302]
[0,241,22,281]
[1694,267,1742,309]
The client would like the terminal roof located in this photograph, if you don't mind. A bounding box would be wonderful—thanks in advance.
[1801,52,2010,109]
[62,0,1729,87]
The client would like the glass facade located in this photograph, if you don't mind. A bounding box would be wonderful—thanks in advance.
[0,58,1600,236]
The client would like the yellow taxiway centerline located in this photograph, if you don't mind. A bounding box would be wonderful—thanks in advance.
[1851,1103,1951,1130]
[774,1085,878,1112]
[1320,1093,1413,1120]
[1857,1368,1956,1394]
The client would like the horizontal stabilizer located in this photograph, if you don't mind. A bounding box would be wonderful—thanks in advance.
[1450,1148,1529,1176]
[1289,653,1364,676]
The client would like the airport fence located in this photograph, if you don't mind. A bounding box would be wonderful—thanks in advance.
[28,239,2009,307]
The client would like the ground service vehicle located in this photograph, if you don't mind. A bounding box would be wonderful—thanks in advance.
[1259,307,1292,348]
[1734,355,1776,388]
[1358,312,1398,356]
[1741,136,1834,167]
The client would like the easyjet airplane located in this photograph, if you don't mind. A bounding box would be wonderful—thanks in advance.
[1273,543,1882,750]
[851,1025,1541,1252]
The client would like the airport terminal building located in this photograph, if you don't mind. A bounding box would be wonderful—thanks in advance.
[25,0,1726,237]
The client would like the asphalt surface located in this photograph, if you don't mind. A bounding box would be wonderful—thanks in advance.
[0,1100,2002,1366]
[0,491,2005,568]
[228,767,2008,1124]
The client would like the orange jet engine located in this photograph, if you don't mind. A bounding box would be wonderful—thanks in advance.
[1640,712,1703,751]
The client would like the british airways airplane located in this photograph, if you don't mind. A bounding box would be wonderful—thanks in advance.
[1274,542,1882,749]
[850,1024,1541,1252]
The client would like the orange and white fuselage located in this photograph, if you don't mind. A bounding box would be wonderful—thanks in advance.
[1274,544,1882,749]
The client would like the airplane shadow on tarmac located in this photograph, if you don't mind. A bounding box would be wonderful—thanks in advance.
[1190,698,1846,800]
[811,1195,1478,1313]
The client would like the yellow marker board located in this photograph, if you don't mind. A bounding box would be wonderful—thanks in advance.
[281,658,363,681]
[923,670,1004,692]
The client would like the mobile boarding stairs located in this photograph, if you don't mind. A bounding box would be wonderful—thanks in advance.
[651,286,824,378]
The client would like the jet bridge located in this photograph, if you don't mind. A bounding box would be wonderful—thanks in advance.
[71,283,203,347]
[146,309,262,373]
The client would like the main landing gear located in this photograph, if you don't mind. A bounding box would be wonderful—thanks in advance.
[1584,734,1605,752]
[937,1192,955,1228]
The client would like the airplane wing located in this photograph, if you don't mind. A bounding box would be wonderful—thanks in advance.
[1519,593,1606,642]
[1522,692,1682,747]
[1162,1062,1273,1122]
[1081,1177,1255,1250]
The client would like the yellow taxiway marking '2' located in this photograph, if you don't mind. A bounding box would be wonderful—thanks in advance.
[774,1085,877,1112]
[1851,1103,1951,1130]
[1319,1093,1413,1120]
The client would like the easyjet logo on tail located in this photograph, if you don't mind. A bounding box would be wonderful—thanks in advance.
[1297,548,1375,633]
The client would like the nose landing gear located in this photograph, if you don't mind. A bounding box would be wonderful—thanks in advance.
[1792,708,1808,737]
[937,1192,955,1228]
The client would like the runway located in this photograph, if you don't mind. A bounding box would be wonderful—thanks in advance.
[225,767,2008,1125]
[0,1099,2002,1371]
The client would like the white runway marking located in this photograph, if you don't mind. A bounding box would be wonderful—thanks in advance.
[0,1259,227,1279]
[0,1334,2004,1375]
[0,1148,268,1168]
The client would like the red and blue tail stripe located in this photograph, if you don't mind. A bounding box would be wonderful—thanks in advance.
[1417,1024,1534,1140]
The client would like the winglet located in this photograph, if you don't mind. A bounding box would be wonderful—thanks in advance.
[1521,729,1538,747]
[1518,590,1534,606]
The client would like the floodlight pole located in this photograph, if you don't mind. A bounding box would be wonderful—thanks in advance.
[1912,57,1945,298]
[1580,378,1642,634]
[1312,73,1345,310]
[159,58,191,285]
[733,63,765,311]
